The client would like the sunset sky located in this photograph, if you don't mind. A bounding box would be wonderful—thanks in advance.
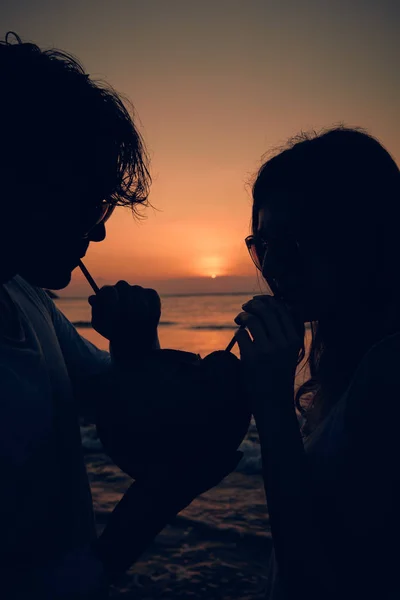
[1,0,399,295]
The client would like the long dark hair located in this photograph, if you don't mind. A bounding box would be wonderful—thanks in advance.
[252,127,400,431]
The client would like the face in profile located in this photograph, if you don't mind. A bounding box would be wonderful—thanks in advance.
[7,165,113,289]
[253,191,341,322]
[249,129,400,324]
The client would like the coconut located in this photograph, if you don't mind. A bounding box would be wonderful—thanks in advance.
[97,349,251,480]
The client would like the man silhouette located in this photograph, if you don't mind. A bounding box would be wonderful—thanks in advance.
[0,33,240,599]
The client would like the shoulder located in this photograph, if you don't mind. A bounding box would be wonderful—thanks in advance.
[6,275,54,320]
[344,332,400,438]
[350,332,400,393]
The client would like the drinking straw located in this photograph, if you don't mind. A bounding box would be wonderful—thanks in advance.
[78,259,100,294]
[79,259,244,353]
[225,326,245,352]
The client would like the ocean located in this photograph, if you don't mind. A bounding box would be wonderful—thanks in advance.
[55,293,300,599]
[56,293,251,358]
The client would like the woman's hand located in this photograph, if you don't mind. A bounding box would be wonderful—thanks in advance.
[234,295,304,414]
[89,282,161,360]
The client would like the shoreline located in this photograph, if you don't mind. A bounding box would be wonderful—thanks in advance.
[86,449,270,599]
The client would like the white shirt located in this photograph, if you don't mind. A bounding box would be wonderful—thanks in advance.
[0,275,111,598]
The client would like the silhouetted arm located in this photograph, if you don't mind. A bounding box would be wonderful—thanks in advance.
[38,289,112,421]
[256,337,400,600]
[255,390,341,600]
[0,362,108,598]
[93,481,187,583]
[94,453,242,584]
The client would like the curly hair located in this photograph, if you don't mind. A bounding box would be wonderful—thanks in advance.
[0,32,151,214]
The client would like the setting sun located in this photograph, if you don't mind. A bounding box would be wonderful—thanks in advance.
[197,255,225,278]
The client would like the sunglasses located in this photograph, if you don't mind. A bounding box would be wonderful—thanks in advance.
[245,234,300,271]
[245,235,268,271]
[82,200,115,237]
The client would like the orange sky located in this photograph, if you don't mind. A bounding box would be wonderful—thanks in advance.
[1,0,399,295]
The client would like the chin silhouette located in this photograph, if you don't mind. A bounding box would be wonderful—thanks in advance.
[18,267,73,291]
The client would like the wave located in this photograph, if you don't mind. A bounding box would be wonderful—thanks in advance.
[93,508,270,547]
[189,324,238,331]
[237,439,263,474]
[74,320,307,332]
[81,425,104,452]
[74,320,178,329]
[171,514,270,546]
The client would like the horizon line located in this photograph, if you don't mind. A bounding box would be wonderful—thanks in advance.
[56,290,258,300]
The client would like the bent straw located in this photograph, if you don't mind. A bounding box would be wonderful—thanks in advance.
[78,259,100,294]
[79,259,243,353]
[225,326,245,352]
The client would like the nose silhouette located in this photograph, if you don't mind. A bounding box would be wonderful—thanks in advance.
[87,222,106,242]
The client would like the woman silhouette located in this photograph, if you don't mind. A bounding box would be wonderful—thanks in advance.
[235,127,400,600]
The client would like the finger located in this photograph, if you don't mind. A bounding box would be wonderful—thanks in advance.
[144,288,162,317]
[118,284,147,328]
[242,298,284,341]
[268,298,304,342]
[252,294,273,301]
[96,285,120,307]
[114,284,152,332]
[235,326,257,360]
[131,286,158,312]
[91,287,120,321]
[235,312,274,351]
[245,296,302,343]
[130,287,161,325]
[114,281,143,312]
[115,280,132,292]
[90,287,120,337]
[121,284,157,314]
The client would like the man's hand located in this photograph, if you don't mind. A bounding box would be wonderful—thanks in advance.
[89,282,161,359]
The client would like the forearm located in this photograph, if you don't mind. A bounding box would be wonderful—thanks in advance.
[109,332,161,364]
[94,481,190,584]
[85,334,160,423]
[255,392,340,599]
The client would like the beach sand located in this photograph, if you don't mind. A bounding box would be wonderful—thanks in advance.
[84,425,271,599]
